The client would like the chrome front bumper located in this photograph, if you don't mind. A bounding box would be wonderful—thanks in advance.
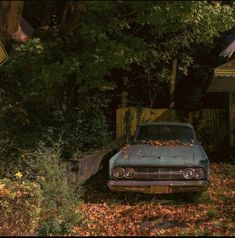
[107,180,209,194]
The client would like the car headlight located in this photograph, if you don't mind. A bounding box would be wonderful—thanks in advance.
[113,167,125,179]
[183,168,194,179]
[124,167,135,179]
[194,168,205,179]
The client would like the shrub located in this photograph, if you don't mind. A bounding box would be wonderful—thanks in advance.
[0,178,42,236]
[50,93,110,158]
[28,139,83,236]
[194,229,212,236]
[207,209,220,219]
[0,39,110,160]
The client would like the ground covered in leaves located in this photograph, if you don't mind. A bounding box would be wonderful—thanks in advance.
[73,162,235,236]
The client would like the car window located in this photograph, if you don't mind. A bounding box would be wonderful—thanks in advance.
[135,125,196,143]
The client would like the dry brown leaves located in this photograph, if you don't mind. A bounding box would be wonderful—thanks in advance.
[143,139,193,147]
[122,140,193,152]
[0,183,8,196]
[72,163,235,236]
[121,144,132,151]
[121,140,193,159]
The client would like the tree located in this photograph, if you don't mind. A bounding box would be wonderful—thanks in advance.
[0,1,28,44]
[0,1,234,152]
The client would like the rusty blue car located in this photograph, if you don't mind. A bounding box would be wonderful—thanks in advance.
[107,121,209,194]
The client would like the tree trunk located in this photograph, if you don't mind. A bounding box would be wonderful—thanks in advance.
[169,58,177,120]
[121,91,128,108]
[169,58,177,109]
[0,1,24,43]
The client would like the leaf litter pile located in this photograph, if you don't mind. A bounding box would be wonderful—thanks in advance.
[121,140,193,158]
[73,163,235,236]
[138,140,193,147]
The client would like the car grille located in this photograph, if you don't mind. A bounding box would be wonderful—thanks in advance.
[131,167,184,180]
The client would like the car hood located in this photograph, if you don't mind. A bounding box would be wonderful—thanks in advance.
[112,143,203,167]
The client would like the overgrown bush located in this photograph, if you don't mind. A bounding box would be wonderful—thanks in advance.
[0,94,109,178]
[27,139,83,236]
[46,93,110,158]
[0,178,42,236]
[0,137,84,236]
[0,38,110,162]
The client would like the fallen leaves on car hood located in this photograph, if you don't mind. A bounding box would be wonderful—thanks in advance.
[139,139,193,147]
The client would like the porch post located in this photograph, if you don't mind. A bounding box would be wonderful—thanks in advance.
[121,91,128,108]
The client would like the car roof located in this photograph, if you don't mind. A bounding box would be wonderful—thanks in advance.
[139,121,193,128]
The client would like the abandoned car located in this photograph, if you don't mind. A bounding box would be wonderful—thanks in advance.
[107,121,209,194]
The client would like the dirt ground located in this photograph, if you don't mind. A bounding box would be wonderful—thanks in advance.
[73,163,235,236]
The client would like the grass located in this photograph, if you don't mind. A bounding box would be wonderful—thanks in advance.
[192,191,213,204]
[194,229,213,236]
[207,209,220,219]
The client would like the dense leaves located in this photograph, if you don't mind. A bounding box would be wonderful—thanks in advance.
[0,38,110,158]
[2,1,235,105]
[0,1,233,156]
[28,141,82,236]
[0,179,42,236]
[0,1,235,236]
[135,140,193,147]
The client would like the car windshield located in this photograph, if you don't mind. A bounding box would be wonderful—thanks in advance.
[135,124,196,144]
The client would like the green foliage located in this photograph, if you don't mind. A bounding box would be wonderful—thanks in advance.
[207,209,220,219]
[27,139,83,236]
[0,138,84,236]
[1,2,234,236]
[3,2,234,105]
[0,4,234,233]
[0,136,30,179]
[192,191,213,205]
[75,1,234,81]
[218,163,235,179]
[0,38,110,158]
[0,2,233,151]
[57,94,109,156]
[194,228,212,236]
[0,178,42,236]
